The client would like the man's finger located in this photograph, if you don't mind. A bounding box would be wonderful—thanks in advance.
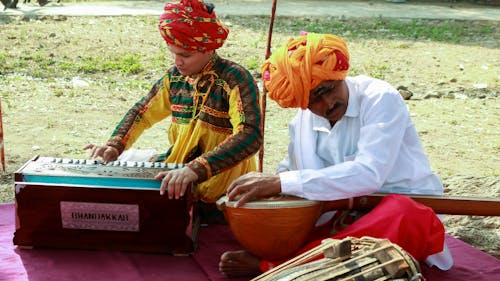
[89,147,98,158]
[157,172,169,195]
[155,172,166,180]
[227,182,251,201]
[234,192,255,208]
[83,144,94,150]
[167,181,175,199]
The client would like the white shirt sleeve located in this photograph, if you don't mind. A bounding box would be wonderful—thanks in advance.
[280,89,411,201]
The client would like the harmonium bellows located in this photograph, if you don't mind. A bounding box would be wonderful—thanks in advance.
[14,155,194,254]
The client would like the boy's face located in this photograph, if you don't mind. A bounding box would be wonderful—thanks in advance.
[307,80,349,126]
[167,44,214,76]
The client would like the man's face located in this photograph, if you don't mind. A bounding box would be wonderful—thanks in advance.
[167,44,214,76]
[307,80,349,126]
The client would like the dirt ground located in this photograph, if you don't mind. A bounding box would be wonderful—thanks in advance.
[0,12,498,259]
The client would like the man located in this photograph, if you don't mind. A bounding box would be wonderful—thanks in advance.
[219,33,452,278]
[85,0,262,205]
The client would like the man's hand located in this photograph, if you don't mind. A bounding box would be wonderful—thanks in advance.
[226,172,282,207]
[83,144,119,163]
[156,166,198,199]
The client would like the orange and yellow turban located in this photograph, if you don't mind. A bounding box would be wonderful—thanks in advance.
[158,0,229,52]
[261,33,350,109]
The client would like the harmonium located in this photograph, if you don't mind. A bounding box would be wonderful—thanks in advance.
[13,155,196,255]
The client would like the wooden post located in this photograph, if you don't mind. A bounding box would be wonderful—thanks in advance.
[259,0,278,172]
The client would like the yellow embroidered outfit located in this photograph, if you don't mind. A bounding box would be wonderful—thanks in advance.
[107,54,262,202]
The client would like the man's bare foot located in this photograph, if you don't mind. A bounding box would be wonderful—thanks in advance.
[219,250,261,278]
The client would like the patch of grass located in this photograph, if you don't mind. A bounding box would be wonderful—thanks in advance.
[116,54,145,74]
[0,53,10,74]
[75,54,144,74]
[0,15,497,81]
[227,15,498,46]
[366,62,390,80]
[242,56,262,71]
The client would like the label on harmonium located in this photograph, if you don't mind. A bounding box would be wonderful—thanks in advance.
[60,201,140,232]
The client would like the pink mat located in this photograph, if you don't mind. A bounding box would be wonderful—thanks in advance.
[1,203,499,280]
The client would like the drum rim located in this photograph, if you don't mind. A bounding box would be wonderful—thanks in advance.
[223,195,320,209]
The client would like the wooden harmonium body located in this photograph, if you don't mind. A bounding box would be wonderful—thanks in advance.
[14,155,194,255]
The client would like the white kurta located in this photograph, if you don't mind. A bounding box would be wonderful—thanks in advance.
[276,75,452,270]
[278,75,443,200]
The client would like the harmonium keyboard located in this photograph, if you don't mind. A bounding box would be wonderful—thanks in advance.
[13,155,195,255]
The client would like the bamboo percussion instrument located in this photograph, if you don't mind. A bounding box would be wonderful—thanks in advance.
[252,236,423,281]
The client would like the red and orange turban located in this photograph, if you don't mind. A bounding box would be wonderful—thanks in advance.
[158,0,229,52]
[261,33,350,109]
